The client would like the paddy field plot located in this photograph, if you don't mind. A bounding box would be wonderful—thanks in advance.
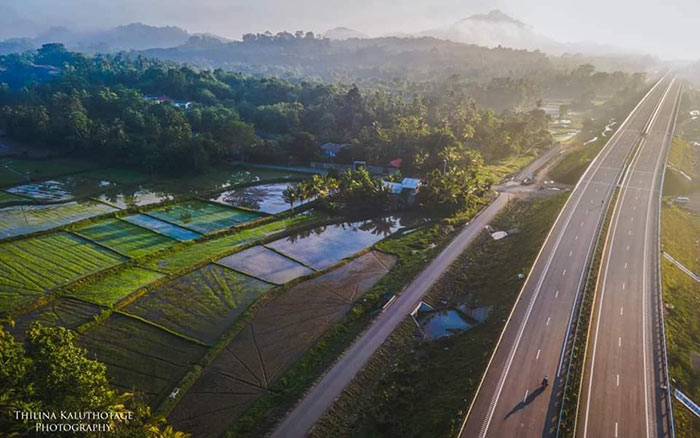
[0,191,29,206]
[173,166,299,192]
[146,200,262,234]
[0,157,96,186]
[121,214,200,241]
[9,297,101,341]
[168,251,396,436]
[210,182,304,214]
[75,218,177,258]
[96,186,174,209]
[124,264,272,344]
[0,232,125,313]
[139,210,327,273]
[0,201,118,238]
[216,245,313,285]
[7,175,115,201]
[266,216,401,270]
[68,267,165,307]
[78,312,207,402]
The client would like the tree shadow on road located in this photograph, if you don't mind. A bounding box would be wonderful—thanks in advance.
[503,385,547,420]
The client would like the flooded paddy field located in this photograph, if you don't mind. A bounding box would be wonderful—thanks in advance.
[121,214,201,241]
[75,218,178,258]
[68,267,165,307]
[0,201,118,238]
[168,251,396,436]
[0,232,125,313]
[146,200,262,234]
[210,182,304,214]
[216,245,314,284]
[124,264,272,344]
[77,312,208,403]
[266,216,402,270]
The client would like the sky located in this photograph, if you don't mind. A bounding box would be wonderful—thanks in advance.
[1,0,698,60]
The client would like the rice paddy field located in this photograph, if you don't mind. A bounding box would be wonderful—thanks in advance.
[121,214,201,241]
[0,157,97,186]
[7,175,115,201]
[77,312,208,403]
[8,297,102,341]
[0,201,118,238]
[96,186,175,209]
[266,216,402,270]
[69,266,165,306]
[210,182,301,214]
[0,191,29,206]
[139,210,327,273]
[124,264,272,343]
[74,218,177,258]
[216,245,314,284]
[147,200,262,234]
[0,232,125,313]
[168,251,397,436]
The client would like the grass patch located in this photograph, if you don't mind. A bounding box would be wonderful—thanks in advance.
[311,193,568,438]
[74,218,177,258]
[0,232,125,314]
[67,266,165,307]
[667,136,699,180]
[661,204,700,437]
[482,152,538,182]
[0,190,29,206]
[549,139,605,185]
[0,157,97,187]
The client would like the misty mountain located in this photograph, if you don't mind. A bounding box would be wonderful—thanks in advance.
[0,23,200,54]
[323,27,368,40]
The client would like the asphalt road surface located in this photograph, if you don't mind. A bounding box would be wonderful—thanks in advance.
[579,78,681,438]
[458,75,675,438]
[271,191,513,438]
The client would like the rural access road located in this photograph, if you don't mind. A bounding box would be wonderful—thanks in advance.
[579,78,681,438]
[458,75,675,438]
[271,189,513,438]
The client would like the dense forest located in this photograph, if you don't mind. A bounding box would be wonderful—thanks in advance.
[0,43,646,178]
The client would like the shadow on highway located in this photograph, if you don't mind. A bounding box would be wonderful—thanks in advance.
[504,385,547,420]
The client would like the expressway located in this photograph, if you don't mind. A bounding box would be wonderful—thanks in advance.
[458,75,676,438]
[579,78,681,438]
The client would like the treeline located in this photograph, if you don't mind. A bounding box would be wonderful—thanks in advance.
[0,44,644,176]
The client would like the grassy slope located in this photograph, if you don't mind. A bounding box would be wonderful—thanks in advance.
[661,205,700,436]
[312,193,568,438]
[68,266,165,307]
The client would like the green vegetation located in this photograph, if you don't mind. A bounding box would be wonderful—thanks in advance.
[549,139,605,185]
[75,218,177,258]
[661,205,700,437]
[147,200,262,234]
[0,232,125,314]
[667,136,699,180]
[0,190,27,206]
[311,193,568,438]
[124,265,272,344]
[0,322,189,437]
[69,267,165,307]
[0,157,97,187]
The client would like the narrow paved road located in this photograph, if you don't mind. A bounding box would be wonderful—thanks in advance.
[458,75,674,438]
[271,192,512,438]
[579,78,681,438]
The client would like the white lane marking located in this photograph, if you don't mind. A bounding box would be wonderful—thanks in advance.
[624,262,628,269]
[575,235,579,240]
[626,244,630,251]
[569,250,573,257]
[523,390,529,403]
[620,307,624,316]
[628,230,632,236]
[562,269,567,276]
[622,282,626,290]
[580,221,584,227]
[555,290,559,298]
[631,217,635,222]
[619,337,622,347]
[617,374,620,386]
[546,317,551,326]
[633,206,636,211]
[536,349,541,360]
[615,422,619,438]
